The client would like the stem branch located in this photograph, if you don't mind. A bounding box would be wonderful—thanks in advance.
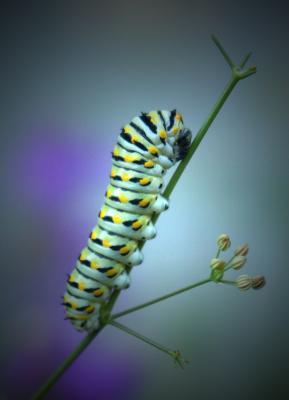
[109,320,173,356]
[109,321,188,368]
[219,279,237,286]
[111,278,211,320]
[32,329,102,400]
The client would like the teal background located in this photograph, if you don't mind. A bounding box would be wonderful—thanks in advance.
[1,1,288,399]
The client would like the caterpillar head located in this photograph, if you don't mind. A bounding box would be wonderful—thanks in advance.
[173,128,192,161]
[162,109,192,161]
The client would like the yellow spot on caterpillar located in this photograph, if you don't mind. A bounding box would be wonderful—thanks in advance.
[144,160,154,168]
[71,302,77,309]
[176,113,182,120]
[112,215,122,224]
[148,146,158,155]
[113,147,120,156]
[102,239,111,247]
[132,220,142,229]
[124,125,132,134]
[111,169,117,177]
[120,245,130,254]
[85,305,94,313]
[119,194,128,203]
[131,135,138,143]
[99,209,106,219]
[124,154,135,163]
[148,112,158,124]
[90,260,98,269]
[93,288,103,296]
[78,282,86,290]
[69,275,75,283]
[159,130,167,139]
[172,127,179,135]
[106,268,117,277]
[138,198,150,207]
[139,177,150,186]
[121,173,130,182]
[91,231,97,240]
[106,187,113,198]
[79,251,87,261]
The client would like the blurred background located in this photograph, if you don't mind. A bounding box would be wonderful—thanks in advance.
[1,1,288,399]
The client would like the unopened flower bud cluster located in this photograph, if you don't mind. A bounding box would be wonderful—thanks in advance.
[208,234,266,291]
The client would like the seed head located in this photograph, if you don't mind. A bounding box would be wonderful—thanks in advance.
[230,255,247,270]
[251,275,266,290]
[217,234,231,251]
[234,244,249,256]
[236,275,252,291]
[210,258,226,270]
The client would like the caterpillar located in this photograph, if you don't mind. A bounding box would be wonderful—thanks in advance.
[63,110,192,332]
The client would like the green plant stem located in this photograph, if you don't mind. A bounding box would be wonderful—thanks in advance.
[109,320,174,357]
[31,36,257,400]
[109,320,188,368]
[32,329,101,400]
[240,52,252,68]
[224,254,238,271]
[219,279,237,286]
[111,278,211,320]
[162,78,237,200]
[215,248,221,258]
[211,34,235,68]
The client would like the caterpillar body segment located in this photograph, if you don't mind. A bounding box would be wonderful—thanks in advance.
[98,205,157,240]
[64,110,192,332]
[104,185,169,215]
[110,166,165,194]
[76,247,130,289]
[112,145,166,176]
[88,225,143,265]
[66,269,111,302]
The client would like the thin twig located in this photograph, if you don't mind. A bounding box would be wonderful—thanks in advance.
[31,329,101,400]
[109,320,188,368]
[219,279,237,286]
[240,51,252,68]
[211,34,235,68]
[109,320,173,356]
[111,278,211,320]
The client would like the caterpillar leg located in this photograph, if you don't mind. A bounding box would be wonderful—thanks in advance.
[151,194,169,212]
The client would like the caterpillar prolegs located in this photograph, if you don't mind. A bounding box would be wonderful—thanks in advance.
[63,110,192,332]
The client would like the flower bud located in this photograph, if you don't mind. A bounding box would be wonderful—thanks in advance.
[236,275,252,291]
[230,255,247,270]
[234,244,249,256]
[217,234,231,251]
[210,258,225,270]
[251,275,266,290]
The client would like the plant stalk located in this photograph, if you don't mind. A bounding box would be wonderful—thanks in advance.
[32,329,101,400]
[109,320,174,357]
[111,278,211,320]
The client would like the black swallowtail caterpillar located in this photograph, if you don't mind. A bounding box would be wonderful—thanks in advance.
[63,110,192,332]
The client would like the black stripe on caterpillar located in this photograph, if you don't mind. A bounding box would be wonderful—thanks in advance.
[63,110,192,332]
